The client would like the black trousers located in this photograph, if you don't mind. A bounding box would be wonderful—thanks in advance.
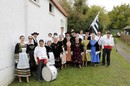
[102,49,112,65]
[36,61,45,80]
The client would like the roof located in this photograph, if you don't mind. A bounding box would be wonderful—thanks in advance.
[123,26,130,30]
[51,0,68,17]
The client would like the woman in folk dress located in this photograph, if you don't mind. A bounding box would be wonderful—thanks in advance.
[52,36,63,70]
[90,33,100,66]
[64,36,72,67]
[81,36,91,66]
[58,35,66,69]
[14,35,30,82]
[26,36,36,76]
[72,36,84,68]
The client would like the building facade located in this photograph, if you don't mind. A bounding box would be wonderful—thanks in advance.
[0,0,67,86]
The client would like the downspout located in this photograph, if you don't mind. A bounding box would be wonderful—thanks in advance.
[24,0,28,38]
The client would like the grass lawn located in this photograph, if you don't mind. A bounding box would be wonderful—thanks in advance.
[9,49,130,86]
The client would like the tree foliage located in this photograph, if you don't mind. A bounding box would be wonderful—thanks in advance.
[108,4,130,30]
[59,0,130,32]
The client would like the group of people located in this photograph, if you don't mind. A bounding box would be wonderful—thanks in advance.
[14,27,114,82]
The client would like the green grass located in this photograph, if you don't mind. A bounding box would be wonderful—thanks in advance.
[9,49,130,86]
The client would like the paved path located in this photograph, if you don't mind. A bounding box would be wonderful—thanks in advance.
[116,41,130,64]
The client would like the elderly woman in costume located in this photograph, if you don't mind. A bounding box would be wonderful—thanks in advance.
[52,36,63,70]
[26,36,36,76]
[89,33,100,66]
[14,35,30,82]
[72,36,83,68]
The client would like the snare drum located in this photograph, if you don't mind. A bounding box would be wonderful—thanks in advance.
[42,65,57,82]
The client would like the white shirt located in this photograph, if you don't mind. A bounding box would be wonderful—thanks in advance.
[59,31,65,38]
[95,35,101,41]
[79,34,84,40]
[34,46,48,62]
[99,36,114,49]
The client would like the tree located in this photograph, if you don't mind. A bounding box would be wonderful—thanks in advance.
[59,0,89,32]
[108,4,130,30]
[85,5,110,32]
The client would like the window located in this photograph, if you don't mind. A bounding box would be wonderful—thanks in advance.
[61,19,65,27]
[49,3,54,14]
[30,0,40,6]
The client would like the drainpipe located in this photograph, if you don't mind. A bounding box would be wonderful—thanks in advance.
[24,0,28,38]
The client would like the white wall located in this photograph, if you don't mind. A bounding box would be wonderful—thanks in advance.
[27,0,67,40]
[0,0,26,86]
[0,0,67,86]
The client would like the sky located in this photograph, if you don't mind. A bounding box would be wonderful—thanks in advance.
[87,0,130,11]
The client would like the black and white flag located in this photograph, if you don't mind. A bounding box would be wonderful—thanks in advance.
[89,12,100,35]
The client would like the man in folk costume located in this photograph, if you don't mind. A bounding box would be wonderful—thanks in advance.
[101,31,114,66]
[34,40,48,81]
[85,30,91,40]
[31,32,39,47]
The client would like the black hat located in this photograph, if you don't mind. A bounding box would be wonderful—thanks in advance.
[85,29,89,32]
[65,32,70,34]
[31,32,39,35]
[107,31,111,34]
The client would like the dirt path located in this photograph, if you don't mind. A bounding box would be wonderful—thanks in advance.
[116,41,130,64]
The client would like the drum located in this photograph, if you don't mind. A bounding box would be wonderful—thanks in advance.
[42,65,57,82]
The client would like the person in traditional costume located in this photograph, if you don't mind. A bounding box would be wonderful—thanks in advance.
[46,33,53,44]
[63,32,70,46]
[64,36,72,67]
[70,29,76,45]
[72,36,83,68]
[101,31,114,66]
[45,40,55,65]
[89,33,100,66]
[81,36,91,66]
[26,36,36,76]
[58,35,66,69]
[34,39,48,81]
[85,30,91,40]
[31,32,39,47]
[51,36,63,69]
[59,27,65,38]
[14,35,30,82]
[79,29,84,40]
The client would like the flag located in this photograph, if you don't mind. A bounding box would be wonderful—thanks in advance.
[89,12,100,35]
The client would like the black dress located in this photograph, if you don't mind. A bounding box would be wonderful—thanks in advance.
[51,42,63,69]
[26,43,36,73]
[72,42,83,65]
[33,39,38,47]
[45,46,53,58]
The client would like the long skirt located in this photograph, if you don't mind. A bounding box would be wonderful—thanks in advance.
[91,47,100,63]
[28,51,37,72]
[72,48,82,65]
[66,47,72,62]
[82,48,91,61]
[61,51,66,64]
[15,52,30,77]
